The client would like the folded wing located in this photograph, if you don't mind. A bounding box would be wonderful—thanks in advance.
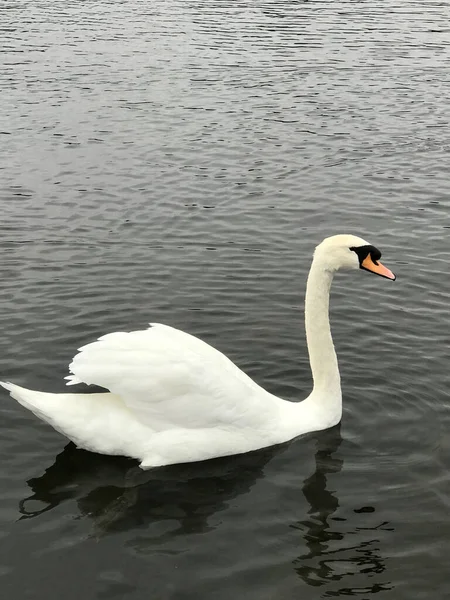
[67,323,273,432]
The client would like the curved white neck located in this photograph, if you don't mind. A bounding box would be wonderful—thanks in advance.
[304,256,342,411]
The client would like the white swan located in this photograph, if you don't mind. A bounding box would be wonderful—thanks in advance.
[1,234,395,469]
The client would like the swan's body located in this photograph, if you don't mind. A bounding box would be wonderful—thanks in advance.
[1,235,395,469]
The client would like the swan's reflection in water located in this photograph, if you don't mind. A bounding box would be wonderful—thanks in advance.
[18,442,284,537]
[293,426,393,596]
[19,428,393,596]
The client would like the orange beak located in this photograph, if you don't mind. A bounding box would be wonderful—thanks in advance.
[361,255,396,280]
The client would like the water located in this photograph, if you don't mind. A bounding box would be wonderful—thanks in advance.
[1,0,450,597]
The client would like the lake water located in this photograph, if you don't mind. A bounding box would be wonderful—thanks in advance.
[1,0,450,598]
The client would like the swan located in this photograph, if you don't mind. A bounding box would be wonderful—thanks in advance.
[1,234,395,469]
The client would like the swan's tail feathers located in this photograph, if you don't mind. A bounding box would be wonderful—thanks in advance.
[1,380,43,404]
[0,381,127,452]
[0,381,33,405]
[0,381,15,394]
[0,381,62,422]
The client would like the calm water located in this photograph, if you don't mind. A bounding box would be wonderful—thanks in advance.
[1,0,450,598]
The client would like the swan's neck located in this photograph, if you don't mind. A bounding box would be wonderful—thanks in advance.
[304,257,341,415]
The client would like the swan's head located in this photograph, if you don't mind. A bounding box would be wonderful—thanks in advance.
[314,234,396,280]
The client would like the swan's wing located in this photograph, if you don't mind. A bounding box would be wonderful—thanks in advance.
[67,324,270,431]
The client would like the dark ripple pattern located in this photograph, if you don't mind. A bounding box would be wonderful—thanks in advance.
[1,0,450,598]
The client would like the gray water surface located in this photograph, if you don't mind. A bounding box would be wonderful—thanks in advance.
[1,1,450,598]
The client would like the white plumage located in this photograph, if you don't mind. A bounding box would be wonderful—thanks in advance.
[1,234,395,469]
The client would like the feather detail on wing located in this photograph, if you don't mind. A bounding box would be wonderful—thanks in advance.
[66,324,274,431]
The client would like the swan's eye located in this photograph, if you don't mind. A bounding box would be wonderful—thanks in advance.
[350,245,382,266]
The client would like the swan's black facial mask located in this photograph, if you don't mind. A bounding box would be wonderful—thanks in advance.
[350,245,396,281]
